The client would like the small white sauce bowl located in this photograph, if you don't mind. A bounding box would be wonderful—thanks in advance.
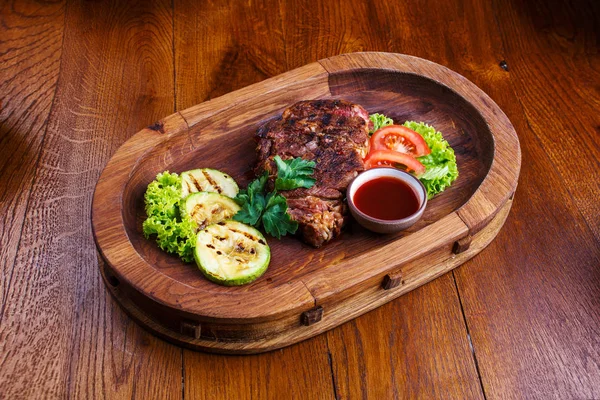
[347,168,428,234]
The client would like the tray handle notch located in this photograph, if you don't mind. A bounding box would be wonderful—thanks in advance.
[301,306,324,326]
[453,235,472,254]
[181,320,202,339]
[382,271,404,290]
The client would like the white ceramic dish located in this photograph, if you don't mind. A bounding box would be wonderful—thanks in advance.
[347,167,428,233]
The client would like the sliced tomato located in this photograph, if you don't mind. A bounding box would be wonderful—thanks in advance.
[364,150,426,176]
[370,125,431,156]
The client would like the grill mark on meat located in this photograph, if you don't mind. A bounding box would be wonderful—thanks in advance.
[284,186,341,200]
[255,99,370,247]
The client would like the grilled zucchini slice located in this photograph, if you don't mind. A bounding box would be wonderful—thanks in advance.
[181,168,239,198]
[194,221,270,286]
[183,192,240,230]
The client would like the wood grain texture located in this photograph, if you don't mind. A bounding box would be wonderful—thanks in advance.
[0,0,64,322]
[280,0,387,68]
[452,0,600,398]
[0,0,181,398]
[457,145,600,399]
[492,0,600,242]
[383,1,600,396]
[183,341,335,400]
[174,0,288,111]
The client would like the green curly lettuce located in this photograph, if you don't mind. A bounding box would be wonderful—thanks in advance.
[402,121,459,199]
[369,113,394,134]
[142,171,197,262]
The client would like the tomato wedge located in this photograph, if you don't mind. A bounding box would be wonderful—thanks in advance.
[370,125,431,156]
[364,150,426,176]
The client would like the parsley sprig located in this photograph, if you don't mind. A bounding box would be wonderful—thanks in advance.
[274,156,316,190]
[233,156,316,239]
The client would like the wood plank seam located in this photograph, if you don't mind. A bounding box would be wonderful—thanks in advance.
[451,271,488,399]
[325,334,340,400]
[489,0,597,250]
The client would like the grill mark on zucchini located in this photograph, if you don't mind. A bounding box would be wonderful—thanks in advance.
[189,174,205,192]
[184,180,193,194]
[210,228,263,261]
[227,227,262,243]
[191,204,205,220]
[207,237,254,264]
[202,170,223,194]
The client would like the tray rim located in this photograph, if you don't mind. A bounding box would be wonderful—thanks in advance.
[92,51,521,324]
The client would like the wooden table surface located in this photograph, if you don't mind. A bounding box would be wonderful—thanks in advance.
[1,0,599,398]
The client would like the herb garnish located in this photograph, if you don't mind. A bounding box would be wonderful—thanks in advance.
[233,156,316,239]
[274,156,316,190]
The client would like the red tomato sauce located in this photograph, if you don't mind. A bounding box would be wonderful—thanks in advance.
[353,177,420,220]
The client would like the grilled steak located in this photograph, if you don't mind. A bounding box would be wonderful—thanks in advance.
[255,99,371,247]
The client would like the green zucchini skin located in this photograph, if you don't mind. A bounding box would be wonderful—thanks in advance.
[194,221,270,286]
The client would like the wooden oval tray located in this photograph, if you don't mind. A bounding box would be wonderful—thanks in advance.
[92,52,521,354]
